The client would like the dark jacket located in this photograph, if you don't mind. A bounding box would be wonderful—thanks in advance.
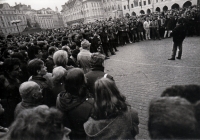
[56,92,94,140]
[45,56,54,73]
[171,24,186,43]
[30,76,54,107]
[85,67,113,97]
[84,106,139,140]
[0,75,21,127]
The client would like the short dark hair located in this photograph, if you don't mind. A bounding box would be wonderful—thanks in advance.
[161,85,200,104]
[28,59,44,76]
[64,68,86,97]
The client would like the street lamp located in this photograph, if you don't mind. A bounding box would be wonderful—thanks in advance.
[11,20,21,35]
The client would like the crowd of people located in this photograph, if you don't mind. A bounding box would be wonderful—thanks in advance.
[0,5,199,140]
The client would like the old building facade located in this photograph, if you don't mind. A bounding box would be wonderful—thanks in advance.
[122,0,198,16]
[0,3,64,36]
[0,3,27,36]
[101,0,123,19]
[61,0,104,26]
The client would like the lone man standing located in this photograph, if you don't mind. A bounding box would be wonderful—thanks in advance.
[168,19,186,60]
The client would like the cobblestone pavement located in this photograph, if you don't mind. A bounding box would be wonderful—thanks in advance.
[104,37,200,139]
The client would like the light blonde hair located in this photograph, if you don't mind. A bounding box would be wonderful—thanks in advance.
[19,81,39,99]
[52,66,67,84]
[53,50,68,67]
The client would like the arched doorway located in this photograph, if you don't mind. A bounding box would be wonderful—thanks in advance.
[140,10,145,14]
[171,3,180,10]
[147,9,151,14]
[132,11,136,16]
[156,7,161,12]
[163,6,168,12]
[183,1,192,8]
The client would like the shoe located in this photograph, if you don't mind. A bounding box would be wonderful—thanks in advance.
[129,41,132,43]
[105,56,110,59]
[176,57,181,59]
[115,49,119,52]
[168,58,175,60]
[111,52,116,55]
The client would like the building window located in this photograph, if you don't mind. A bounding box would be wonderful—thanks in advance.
[127,5,129,9]
[148,0,151,4]
[143,1,146,5]
[131,4,133,8]
[124,5,126,10]
[139,2,141,6]
[156,0,158,2]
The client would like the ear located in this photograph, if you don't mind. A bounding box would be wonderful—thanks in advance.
[37,70,41,75]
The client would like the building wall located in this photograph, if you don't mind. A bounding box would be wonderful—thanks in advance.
[101,0,123,19]
[122,0,197,16]
[61,0,104,26]
[0,3,27,36]
[35,14,54,29]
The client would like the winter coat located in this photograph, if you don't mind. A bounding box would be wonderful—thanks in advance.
[30,76,54,107]
[85,67,113,97]
[171,24,186,43]
[56,92,94,140]
[84,106,139,140]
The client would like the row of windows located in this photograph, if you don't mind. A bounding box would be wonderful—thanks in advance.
[64,8,103,21]
[124,0,151,10]
[91,2,101,7]
[0,10,25,14]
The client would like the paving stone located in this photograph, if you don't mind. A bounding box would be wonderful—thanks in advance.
[105,37,200,139]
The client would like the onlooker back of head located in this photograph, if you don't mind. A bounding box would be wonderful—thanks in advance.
[148,97,197,139]
[5,106,71,140]
[161,85,200,104]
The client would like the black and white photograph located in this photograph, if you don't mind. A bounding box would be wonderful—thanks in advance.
[0,0,200,139]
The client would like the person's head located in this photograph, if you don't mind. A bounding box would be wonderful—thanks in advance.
[93,78,127,119]
[64,68,86,97]
[52,66,67,84]
[90,53,105,68]
[48,46,58,56]
[161,85,200,104]
[71,49,80,60]
[148,97,197,139]
[81,40,91,50]
[19,81,43,103]
[28,59,47,76]
[3,58,21,78]
[62,45,72,56]
[53,50,68,67]
[7,106,71,140]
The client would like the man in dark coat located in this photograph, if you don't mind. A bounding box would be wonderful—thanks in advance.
[168,19,186,60]
[85,53,114,97]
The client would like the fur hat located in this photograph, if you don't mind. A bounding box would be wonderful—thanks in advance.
[148,97,197,139]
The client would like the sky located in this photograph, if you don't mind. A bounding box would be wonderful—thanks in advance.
[0,0,69,12]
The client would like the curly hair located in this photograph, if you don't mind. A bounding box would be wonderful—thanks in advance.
[7,106,66,140]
